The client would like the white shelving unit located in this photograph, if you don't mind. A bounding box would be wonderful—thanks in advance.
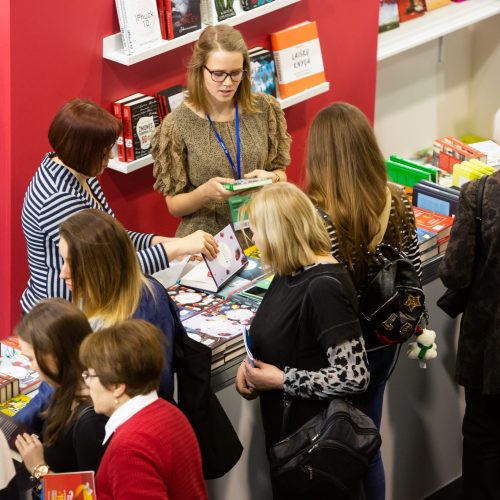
[103,0,300,66]
[377,0,500,61]
[108,81,331,173]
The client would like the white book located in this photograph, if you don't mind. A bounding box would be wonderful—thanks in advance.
[179,225,247,292]
[115,0,163,56]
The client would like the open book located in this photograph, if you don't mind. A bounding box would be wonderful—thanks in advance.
[180,225,247,292]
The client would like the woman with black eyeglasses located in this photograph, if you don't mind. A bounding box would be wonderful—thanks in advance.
[14,299,107,489]
[152,24,291,240]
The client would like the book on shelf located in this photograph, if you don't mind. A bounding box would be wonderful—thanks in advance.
[112,93,146,162]
[0,374,20,403]
[179,224,248,292]
[425,0,452,10]
[412,180,459,216]
[222,177,272,191]
[452,161,493,188]
[167,0,202,39]
[433,136,487,173]
[470,140,500,169]
[271,21,326,99]
[167,284,226,312]
[379,0,400,33]
[416,227,438,252]
[249,47,277,97]
[122,96,160,162]
[412,206,454,241]
[389,155,440,183]
[386,158,433,188]
[241,0,274,10]
[0,394,32,417]
[200,0,236,24]
[115,0,163,56]
[155,84,185,119]
[42,471,96,500]
[0,411,34,462]
[397,0,425,22]
[157,0,168,39]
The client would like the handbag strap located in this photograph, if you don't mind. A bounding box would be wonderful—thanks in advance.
[473,175,487,261]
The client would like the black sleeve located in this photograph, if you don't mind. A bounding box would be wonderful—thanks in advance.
[73,410,108,472]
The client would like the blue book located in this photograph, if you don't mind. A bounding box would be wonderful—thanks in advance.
[412,181,459,216]
[416,227,438,252]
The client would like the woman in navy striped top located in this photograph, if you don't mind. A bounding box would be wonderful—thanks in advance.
[306,102,422,500]
[21,98,218,314]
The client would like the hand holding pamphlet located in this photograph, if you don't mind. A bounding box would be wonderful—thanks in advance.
[243,327,255,368]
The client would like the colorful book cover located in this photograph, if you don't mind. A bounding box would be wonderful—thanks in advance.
[249,49,277,97]
[271,21,326,99]
[412,206,454,239]
[379,0,400,33]
[167,284,226,312]
[425,0,451,10]
[201,0,236,23]
[0,343,41,393]
[0,393,32,416]
[169,0,201,39]
[397,0,425,22]
[416,227,438,252]
[42,471,96,500]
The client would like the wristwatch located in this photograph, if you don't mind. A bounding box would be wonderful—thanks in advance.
[273,172,281,183]
[32,463,50,480]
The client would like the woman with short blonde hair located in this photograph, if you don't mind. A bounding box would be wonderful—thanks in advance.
[236,183,369,500]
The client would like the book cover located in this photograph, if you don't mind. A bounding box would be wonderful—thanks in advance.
[420,244,439,262]
[155,84,185,119]
[167,284,226,312]
[115,0,163,56]
[201,0,236,24]
[0,411,34,462]
[180,225,247,292]
[0,394,32,417]
[112,93,145,162]
[216,276,252,300]
[470,140,500,168]
[0,374,20,403]
[416,227,438,252]
[157,0,168,39]
[379,0,400,33]
[412,181,459,216]
[236,256,268,281]
[271,21,326,99]
[412,206,454,240]
[168,0,202,39]
[425,0,451,10]
[42,471,96,500]
[249,49,277,97]
[222,177,272,191]
[228,193,251,231]
[0,343,41,394]
[122,96,160,162]
[397,0,425,22]
[230,274,273,307]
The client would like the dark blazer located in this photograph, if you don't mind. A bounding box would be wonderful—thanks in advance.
[440,171,500,394]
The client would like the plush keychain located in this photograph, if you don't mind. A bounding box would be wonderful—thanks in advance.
[406,328,437,368]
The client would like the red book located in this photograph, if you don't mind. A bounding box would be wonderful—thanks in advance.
[157,0,167,40]
[111,93,144,162]
[398,0,425,22]
[412,206,454,240]
[42,471,96,500]
[165,0,174,40]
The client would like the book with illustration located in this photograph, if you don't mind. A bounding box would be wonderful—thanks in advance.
[167,284,225,312]
[179,225,248,292]
[379,0,400,33]
[0,393,32,417]
[42,471,96,500]
[249,48,277,97]
[167,0,202,39]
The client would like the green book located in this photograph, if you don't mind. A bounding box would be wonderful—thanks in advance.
[389,155,440,183]
[222,178,272,191]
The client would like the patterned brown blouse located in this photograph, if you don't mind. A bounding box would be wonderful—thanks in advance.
[151,92,291,238]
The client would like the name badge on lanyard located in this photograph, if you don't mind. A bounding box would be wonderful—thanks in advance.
[207,103,241,180]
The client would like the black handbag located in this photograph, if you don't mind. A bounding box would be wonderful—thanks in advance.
[437,175,487,318]
[269,396,381,496]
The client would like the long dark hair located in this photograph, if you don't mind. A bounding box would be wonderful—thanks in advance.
[16,299,93,445]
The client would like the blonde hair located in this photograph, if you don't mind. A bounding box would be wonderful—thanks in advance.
[59,209,153,327]
[241,183,331,275]
[185,24,256,114]
[306,102,408,287]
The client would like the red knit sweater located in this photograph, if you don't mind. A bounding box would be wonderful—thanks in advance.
[96,399,207,500]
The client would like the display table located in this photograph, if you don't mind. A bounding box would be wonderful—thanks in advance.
[207,256,465,500]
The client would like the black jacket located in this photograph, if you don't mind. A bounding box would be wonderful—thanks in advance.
[440,171,500,394]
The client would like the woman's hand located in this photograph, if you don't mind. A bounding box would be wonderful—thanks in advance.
[235,360,260,400]
[243,359,284,392]
[244,169,286,183]
[15,433,45,474]
[201,177,235,202]
[161,230,219,261]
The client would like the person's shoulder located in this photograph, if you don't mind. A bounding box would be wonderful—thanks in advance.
[306,264,355,297]
[252,92,280,112]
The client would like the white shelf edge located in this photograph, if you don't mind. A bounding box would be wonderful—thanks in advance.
[108,155,153,174]
[377,0,500,62]
[103,0,301,66]
[278,81,330,109]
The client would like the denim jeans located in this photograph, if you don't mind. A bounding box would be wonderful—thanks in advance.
[356,344,399,500]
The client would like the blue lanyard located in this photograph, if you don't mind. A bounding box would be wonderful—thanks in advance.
[207,103,241,180]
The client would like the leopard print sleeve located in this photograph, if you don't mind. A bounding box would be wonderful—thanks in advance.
[283,337,370,399]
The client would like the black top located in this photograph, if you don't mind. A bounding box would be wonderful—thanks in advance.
[250,263,363,449]
[43,406,108,473]
[440,170,500,394]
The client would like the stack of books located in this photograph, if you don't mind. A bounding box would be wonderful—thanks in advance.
[413,206,454,258]
[412,180,460,217]
[386,155,440,190]
[157,0,201,40]
[452,159,495,188]
[433,136,487,173]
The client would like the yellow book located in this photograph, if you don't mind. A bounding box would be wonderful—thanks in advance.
[468,159,496,175]
[0,393,31,416]
[452,163,483,187]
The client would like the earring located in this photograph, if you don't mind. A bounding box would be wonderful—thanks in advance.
[114,399,119,405]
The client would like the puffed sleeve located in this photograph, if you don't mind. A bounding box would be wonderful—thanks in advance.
[261,94,291,171]
[151,113,189,196]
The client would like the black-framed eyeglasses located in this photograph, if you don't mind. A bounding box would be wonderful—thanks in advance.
[204,66,247,83]
[82,370,99,385]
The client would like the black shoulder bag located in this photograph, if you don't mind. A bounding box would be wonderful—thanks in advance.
[268,281,381,496]
[437,175,487,318]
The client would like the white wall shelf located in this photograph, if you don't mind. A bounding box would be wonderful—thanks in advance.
[103,0,300,66]
[108,81,330,173]
[377,0,500,61]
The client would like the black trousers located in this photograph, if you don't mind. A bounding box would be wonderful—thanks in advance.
[462,388,500,500]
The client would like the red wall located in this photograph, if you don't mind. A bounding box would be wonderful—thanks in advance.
[2,1,379,334]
